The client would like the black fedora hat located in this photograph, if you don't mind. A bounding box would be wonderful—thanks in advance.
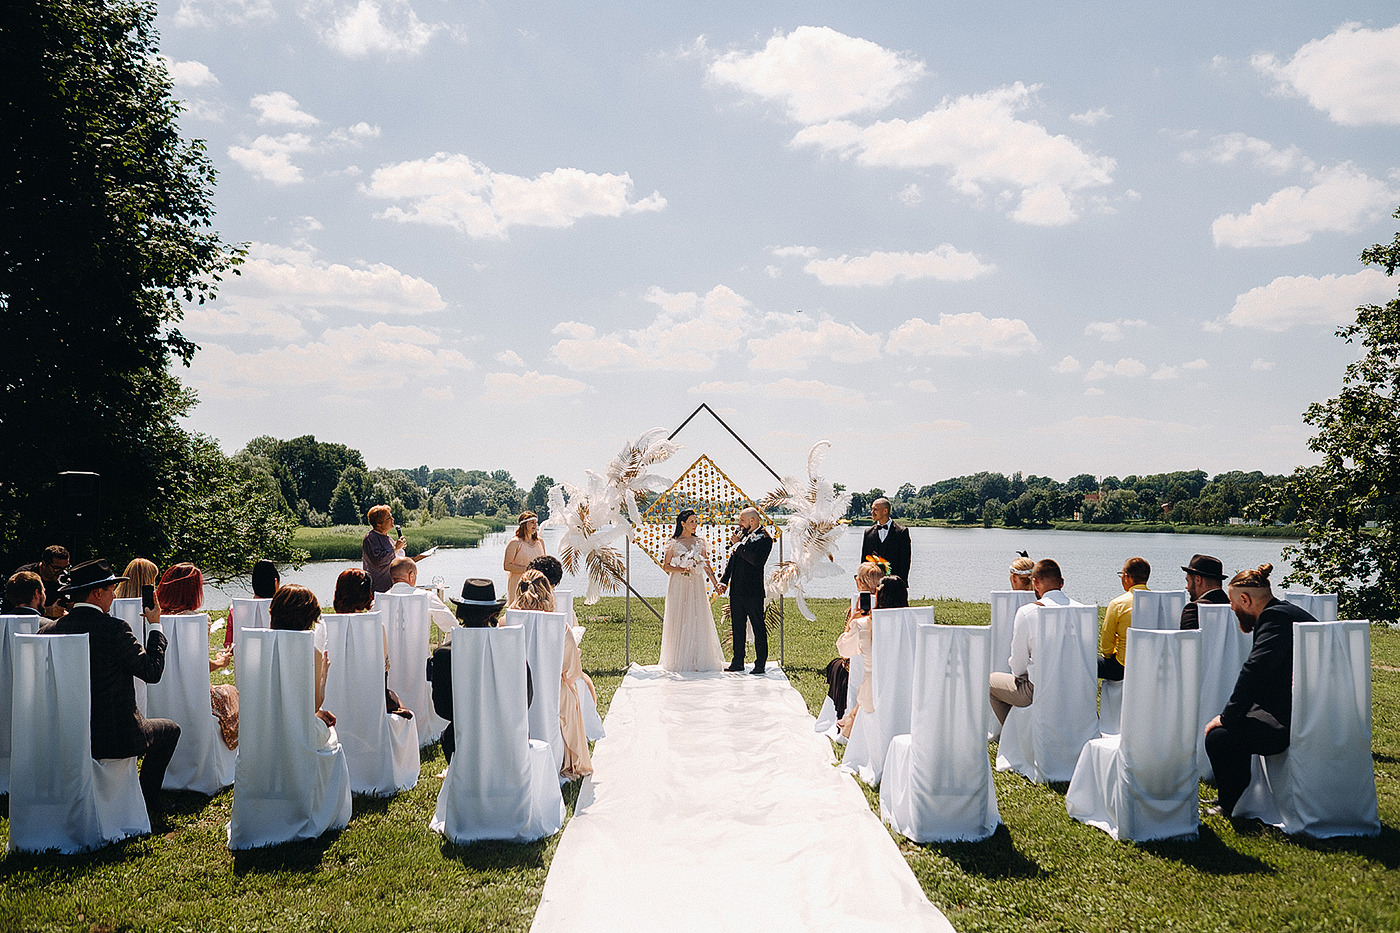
[57,558,128,596]
[450,577,506,623]
[1181,554,1226,581]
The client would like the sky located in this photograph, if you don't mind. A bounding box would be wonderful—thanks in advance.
[153,1,1400,498]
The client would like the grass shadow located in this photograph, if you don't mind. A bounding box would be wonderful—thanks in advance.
[351,794,395,817]
[1137,824,1273,875]
[0,834,153,880]
[921,824,1045,879]
[231,830,342,875]
[1289,822,1400,869]
[0,794,8,818]
[439,836,549,871]
[1373,752,1399,764]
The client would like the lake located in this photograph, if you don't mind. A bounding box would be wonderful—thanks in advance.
[203,525,1295,611]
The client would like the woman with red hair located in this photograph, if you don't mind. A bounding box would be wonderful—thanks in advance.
[155,562,239,749]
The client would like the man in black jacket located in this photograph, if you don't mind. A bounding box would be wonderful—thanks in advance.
[861,498,911,585]
[39,559,178,815]
[718,507,773,675]
[1179,554,1229,630]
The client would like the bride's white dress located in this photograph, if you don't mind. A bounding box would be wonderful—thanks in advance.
[658,537,725,672]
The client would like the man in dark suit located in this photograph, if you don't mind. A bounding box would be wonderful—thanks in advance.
[861,497,911,584]
[1,571,45,615]
[718,507,773,675]
[38,559,178,815]
[1203,563,1312,818]
[1179,554,1229,630]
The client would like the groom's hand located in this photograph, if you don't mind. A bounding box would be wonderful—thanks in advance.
[716,583,727,595]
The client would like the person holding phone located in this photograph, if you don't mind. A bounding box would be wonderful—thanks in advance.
[833,561,886,738]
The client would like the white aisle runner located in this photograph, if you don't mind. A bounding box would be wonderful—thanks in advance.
[530,666,954,933]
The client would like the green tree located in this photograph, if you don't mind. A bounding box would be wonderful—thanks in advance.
[526,475,555,519]
[274,436,366,516]
[1,0,241,565]
[328,481,360,526]
[1260,209,1400,622]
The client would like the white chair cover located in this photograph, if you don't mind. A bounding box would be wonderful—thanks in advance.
[229,597,271,689]
[1282,592,1339,622]
[376,590,448,746]
[1,615,42,794]
[996,604,1099,784]
[1131,590,1187,631]
[506,608,569,774]
[321,613,419,797]
[989,591,1035,740]
[880,623,999,842]
[1066,628,1203,841]
[144,614,236,794]
[852,605,931,785]
[1195,604,1251,782]
[554,588,578,626]
[1233,620,1380,837]
[1098,680,1123,737]
[8,634,150,852]
[429,624,564,844]
[833,650,871,762]
[111,598,147,715]
[227,629,352,849]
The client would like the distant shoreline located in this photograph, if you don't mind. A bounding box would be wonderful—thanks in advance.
[845,518,1302,539]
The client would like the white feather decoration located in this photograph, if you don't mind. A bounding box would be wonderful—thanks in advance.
[762,440,852,620]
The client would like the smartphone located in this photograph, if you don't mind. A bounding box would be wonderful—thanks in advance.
[142,584,156,611]
[858,592,872,613]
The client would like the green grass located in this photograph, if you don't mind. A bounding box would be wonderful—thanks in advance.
[292,516,506,561]
[2,598,1397,932]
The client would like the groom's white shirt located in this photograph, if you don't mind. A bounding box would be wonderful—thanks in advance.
[1007,588,1072,679]
[382,581,458,640]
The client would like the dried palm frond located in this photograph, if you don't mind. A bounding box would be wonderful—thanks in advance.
[763,441,852,620]
[765,560,800,601]
[718,599,783,649]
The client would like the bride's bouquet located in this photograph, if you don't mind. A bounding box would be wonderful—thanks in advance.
[670,551,699,574]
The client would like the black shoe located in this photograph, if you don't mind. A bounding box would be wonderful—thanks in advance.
[750,665,766,675]
[725,661,745,672]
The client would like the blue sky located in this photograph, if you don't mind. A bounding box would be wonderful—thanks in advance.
[156,2,1400,496]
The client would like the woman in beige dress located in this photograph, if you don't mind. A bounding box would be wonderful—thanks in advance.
[835,561,884,738]
[504,511,547,600]
[515,570,593,780]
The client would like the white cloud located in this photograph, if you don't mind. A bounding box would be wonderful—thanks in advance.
[1182,358,1209,370]
[182,98,225,122]
[495,350,525,367]
[550,285,752,372]
[173,0,274,28]
[907,379,936,392]
[165,58,220,87]
[313,0,439,58]
[1151,365,1179,380]
[689,380,751,394]
[747,316,880,370]
[1045,415,1195,443]
[1084,318,1149,341]
[1084,358,1147,381]
[1053,355,1081,374]
[482,371,589,403]
[886,312,1040,357]
[294,216,324,233]
[250,91,320,126]
[760,377,864,407]
[708,26,925,123]
[792,82,1115,225]
[364,153,666,238]
[227,133,314,185]
[1251,358,1276,372]
[1181,133,1313,175]
[1252,22,1400,126]
[327,122,381,145]
[897,183,923,205]
[1211,163,1397,248]
[769,245,820,258]
[1226,268,1394,331]
[803,245,994,286]
[1068,107,1111,126]
[765,265,782,278]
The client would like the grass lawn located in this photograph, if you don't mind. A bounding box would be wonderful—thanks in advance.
[293,516,506,561]
[2,596,1397,932]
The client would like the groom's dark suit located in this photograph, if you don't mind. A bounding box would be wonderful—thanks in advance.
[862,520,911,583]
[720,527,772,669]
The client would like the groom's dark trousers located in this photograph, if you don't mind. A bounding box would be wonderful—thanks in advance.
[721,528,772,666]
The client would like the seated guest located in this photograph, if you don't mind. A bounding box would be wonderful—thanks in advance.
[528,554,565,588]
[428,579,520,769]
[1204,563,1311,818]
[267,584,337,734]
[380,556,457,641]
[1009,551,1035,591]
[15,544,71,618]
[1179,554,1228,630]
[1098,557,1149,682]
[834,564,900,738]
[333,568,411,720]
[2,570,45,615]
[115,559,159,601]
[39,559,177,816]
[224,558,279,649]
[514,570,594,780]
[989,559,1071,726]
[155,563,239,750]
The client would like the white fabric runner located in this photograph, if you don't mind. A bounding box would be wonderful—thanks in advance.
[530,666,953,933]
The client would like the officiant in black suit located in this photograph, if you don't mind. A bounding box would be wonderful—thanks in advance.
[718,507,773,675]
[861,497,911,584]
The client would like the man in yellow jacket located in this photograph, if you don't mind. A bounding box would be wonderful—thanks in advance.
[1099,557,1149,681]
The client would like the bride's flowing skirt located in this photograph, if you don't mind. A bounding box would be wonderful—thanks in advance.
[658,570,725,672]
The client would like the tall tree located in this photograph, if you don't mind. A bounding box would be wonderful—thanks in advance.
[1260,207,1400,622]
[1,0,240,565]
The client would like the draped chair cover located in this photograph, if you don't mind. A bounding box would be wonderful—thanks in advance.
[1066,628,1203,841]
[880,623,999,842]
[321,613,419,796]
[996,604,1100,784]
[1099,680,1123,737]
[1131,590,1187,631]
[989,591,1035,740]
[846,606,930,785]
[8,634,149,853]
[0,615,42,794]
[555,588,604,741]
[1233,620,1380,837]
[111,598,147,715]
[227,629,351,849]
[145,614,236,794]
[229,597,271,689]
[429,624,564,844]
[375,590,448,746]
[1281,592,1339,623]
[506,608,569,774]
[1195,604,1251,782]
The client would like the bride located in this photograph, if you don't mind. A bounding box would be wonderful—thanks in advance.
[658,508,725,672]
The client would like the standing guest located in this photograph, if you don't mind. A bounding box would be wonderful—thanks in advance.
[155,563,239,749]
[362,505,408,593]
[861,498,911,585]
[381,555,456,640]
[514,570,594,780]
[225,558,280,649]
[1098,557,1150,682]
[1204,563,1310,818]
[333,568,411,719]
[1009,552,1035,591]
[717,507,773,674]
[428,579,518,770]
[989,559,1072,726]
[39,559,177,816]
[15,545,70,618]
[267,584,337,733]
[503,511,547,600]
[115,559,159,601]
[1179,554,1229,630]
[2,571,46,615]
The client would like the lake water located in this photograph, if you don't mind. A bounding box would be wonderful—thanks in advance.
[203,525,1294,611]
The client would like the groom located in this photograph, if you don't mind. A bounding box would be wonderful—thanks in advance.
[718,507,772,675]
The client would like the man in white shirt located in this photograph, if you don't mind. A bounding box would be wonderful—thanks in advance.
[379,556,457,641]
[989,558,1071,726]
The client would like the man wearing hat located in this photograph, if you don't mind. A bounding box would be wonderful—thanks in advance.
[38,558,179,816]
[1179,554,1229,630]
